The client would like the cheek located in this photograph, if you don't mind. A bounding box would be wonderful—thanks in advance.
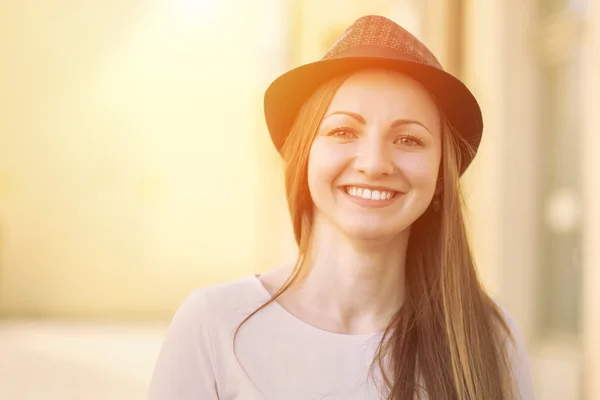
[396,153,440,189]
[307,145,332,203]
[307,142,348,188]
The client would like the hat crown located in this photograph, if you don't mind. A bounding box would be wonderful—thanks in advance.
[323,15,442,69]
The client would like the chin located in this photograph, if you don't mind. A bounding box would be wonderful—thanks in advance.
[339,220,409,242]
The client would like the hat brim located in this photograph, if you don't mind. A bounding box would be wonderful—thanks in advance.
[264,54,483,173]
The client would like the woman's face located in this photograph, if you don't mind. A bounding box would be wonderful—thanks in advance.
[307,70,442,241]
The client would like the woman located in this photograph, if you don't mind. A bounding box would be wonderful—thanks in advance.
[148,15,534,400]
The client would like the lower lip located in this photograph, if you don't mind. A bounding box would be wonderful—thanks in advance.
[340,188,401,208]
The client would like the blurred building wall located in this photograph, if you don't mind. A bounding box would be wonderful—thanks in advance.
[457,0,600,399]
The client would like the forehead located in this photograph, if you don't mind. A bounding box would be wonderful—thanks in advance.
[326,69,440,123]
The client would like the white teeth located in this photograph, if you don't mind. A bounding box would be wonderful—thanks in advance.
[345,186,395,201]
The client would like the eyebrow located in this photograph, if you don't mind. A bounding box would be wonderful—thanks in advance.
[324,110,432,134]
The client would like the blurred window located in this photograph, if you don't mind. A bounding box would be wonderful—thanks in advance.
[536,0,586,337]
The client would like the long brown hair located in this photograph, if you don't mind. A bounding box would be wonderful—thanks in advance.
[235,73,515,399]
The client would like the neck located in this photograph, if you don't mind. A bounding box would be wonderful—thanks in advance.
[290,220,409,334]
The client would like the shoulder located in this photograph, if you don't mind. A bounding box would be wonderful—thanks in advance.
[201,275,269,311]
[493,301,535,399]
[179,275,269,333]
[493,301,527,351]
[149,276,269,395]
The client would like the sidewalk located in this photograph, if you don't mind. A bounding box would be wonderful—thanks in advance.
[0,320,167,400]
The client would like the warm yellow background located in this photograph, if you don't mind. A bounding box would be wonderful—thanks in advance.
[0,0,285,318]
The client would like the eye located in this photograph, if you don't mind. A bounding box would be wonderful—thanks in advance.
[328,127,357,139]
[396,134,424,147]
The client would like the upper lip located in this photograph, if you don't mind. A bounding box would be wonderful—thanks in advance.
[342,184,401,193]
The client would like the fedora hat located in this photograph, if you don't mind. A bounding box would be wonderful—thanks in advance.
[264,15,483,173]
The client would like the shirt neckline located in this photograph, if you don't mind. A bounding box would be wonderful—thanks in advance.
[249,274,385,344]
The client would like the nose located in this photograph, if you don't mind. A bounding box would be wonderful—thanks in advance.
[354,137,394,178]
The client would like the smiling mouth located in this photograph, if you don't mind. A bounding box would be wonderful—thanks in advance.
[344,186,398,201]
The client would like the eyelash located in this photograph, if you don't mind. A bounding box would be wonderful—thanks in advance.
[396,134,424,147]
[328,127,356,138]
[327,128,424,147]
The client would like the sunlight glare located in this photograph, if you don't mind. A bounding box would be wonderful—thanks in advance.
[180,0,219,16]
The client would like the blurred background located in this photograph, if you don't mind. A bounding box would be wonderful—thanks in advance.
[0,0,598,398]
